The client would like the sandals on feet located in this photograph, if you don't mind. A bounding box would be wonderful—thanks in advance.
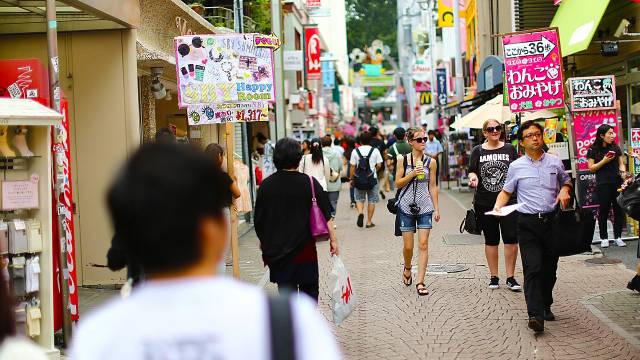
[402,267,412,286]
[416,283,429,296]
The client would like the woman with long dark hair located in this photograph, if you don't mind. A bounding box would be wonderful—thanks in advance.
[299,138,330,191]
[301,139,311,156]
[587,124,627,248]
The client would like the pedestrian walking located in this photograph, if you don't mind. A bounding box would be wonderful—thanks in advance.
[387,127,412,191]
[425,130,444,185]
[468,119,522,291]
[332,137,345,157]
[299,138,330,192]
[322,136,344,221]
[71,143,340,359]
[349,131,384,228]
[344,136,357,208]
[302,139,311,155]
[369,127,389,197]
[255,138,340,301]
[494,120,572,333]
[587,124,627,248]
[395,127,440,296]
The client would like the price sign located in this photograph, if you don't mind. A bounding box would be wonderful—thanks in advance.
[187,102,268,125]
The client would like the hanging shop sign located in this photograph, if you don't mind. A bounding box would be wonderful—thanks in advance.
[572,109,618,172]
[419,91,432,105]
[321,58,335,89]
[436,68,448,106]
[174,34,276,108]
[502,28,564,113]
[631,128,640,148]
[283,50,303,71]
[254,33,281,50]
[568,75,616,111]
[186,102,268,125]
[305,26,322,81]
[307,0,321,7]
[577,171,598,209]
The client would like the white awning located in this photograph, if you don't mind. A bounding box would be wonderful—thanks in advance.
[0,98,62,126]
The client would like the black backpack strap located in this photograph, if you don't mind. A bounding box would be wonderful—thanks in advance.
[367,147,375,159]
[355,147,363,159]
[268,293,295,360]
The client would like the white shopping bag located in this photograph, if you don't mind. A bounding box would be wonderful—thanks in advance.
[329,255,357,324]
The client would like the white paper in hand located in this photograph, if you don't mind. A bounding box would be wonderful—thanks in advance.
[485,203,524,216]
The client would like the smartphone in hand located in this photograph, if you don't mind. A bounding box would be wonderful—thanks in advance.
[606,150,616,158]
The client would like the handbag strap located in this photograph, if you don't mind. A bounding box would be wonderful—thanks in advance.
[308,175,317,202]
[268,293,295,360]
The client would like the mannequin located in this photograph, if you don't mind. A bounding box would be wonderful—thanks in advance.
[12,126,33,157]
[0,125,15,158]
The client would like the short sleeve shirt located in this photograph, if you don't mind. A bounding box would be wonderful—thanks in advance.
[350,145,383,178]
[468,143,518,206]
[425,139,443,157]
[503,152,571,214]
[586,144,622,186]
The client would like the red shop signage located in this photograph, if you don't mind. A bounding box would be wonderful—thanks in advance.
[305,27,321,81]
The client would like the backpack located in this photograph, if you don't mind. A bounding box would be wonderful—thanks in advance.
[353,147,377,190]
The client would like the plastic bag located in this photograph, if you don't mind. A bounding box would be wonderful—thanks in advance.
[329,255,357,325]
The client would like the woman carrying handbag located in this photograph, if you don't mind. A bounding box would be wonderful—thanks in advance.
[255,138,339,301]
[468,119,522,291]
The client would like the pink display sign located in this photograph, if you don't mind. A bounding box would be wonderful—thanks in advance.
[503,28,564,113]
[572,110,618,172]
[2,178,39,210]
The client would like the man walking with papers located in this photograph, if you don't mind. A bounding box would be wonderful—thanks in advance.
[493,120,572,334]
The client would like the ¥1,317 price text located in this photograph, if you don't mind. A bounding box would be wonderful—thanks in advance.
[236,109,264,121]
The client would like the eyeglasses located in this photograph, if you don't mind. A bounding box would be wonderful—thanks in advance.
[485,126,502,133]
[523,132,543,139]
[411,137,427,143]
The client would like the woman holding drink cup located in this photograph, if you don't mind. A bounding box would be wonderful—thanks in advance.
[395,128,440,296]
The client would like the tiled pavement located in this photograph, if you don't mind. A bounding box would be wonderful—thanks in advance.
[75,185,640,359]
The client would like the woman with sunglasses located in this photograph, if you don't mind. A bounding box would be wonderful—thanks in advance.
[468,119,522,291]
[395,128,440,296]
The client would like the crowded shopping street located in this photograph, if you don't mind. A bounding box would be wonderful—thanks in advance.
[2,0,640,359]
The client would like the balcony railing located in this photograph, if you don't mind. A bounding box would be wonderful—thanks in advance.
[203,6,257,32]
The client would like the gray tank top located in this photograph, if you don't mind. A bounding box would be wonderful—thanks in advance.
[398,155,435,215]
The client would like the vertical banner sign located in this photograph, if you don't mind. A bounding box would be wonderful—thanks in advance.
[305,27,321,81]
[174,34,276,124]
[568,75,616,111]
[572,110,618,172]
[52,97,80,327]
[436,68,448,105]
[631,128,640,175]
[502,28,564,112]
[321,58,335,89]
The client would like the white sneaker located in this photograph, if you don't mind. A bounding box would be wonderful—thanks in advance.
[614,238,626,247]
[601,239,610,248]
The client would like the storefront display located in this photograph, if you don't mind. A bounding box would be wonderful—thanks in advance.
[0,98,62,358]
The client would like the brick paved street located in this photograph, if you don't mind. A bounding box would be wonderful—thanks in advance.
[238,186,640,359]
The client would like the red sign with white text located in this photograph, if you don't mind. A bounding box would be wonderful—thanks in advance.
[307,0,321,7]
[305,27,321,81]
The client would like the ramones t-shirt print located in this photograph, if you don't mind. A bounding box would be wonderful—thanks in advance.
[469,143,518,206]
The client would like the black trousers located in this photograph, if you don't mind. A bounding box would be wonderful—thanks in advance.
[276,280,319,301]
[596,182,624,240]
[517,213,559,319]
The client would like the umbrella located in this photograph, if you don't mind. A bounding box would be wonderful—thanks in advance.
[452,95,560,129]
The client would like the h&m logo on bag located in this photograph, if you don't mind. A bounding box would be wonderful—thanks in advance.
[341,277,353,304]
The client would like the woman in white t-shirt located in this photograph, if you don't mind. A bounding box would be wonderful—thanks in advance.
[298,138,331,191]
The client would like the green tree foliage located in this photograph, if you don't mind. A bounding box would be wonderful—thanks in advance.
[346,0,398,62]
[248,0,273,34]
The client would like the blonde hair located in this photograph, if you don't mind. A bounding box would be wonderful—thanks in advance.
[482,119,501,132]
[406,127,424,141]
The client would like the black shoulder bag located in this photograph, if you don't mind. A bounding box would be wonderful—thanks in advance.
[459,207,482,235]
[268,293,295,360]
[387,154,412,214]
[552,186,594,257]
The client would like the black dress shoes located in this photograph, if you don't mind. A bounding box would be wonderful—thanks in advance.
[544,308,556,321]
[528,317,544,333]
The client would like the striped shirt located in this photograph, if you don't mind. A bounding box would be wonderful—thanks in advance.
[398,155,435,215]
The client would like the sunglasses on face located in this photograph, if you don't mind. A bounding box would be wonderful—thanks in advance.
[411,137,427,143]
[485,126,502,133]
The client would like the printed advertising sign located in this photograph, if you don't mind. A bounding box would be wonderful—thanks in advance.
[568,75,616,111]
[632,128,640,148]
[577,171,598,209]
[572,110,618,172]
[187,102,268,125]
[305,27,321,80]
[283,50,303,71]
[502,28,564,113]
[436,68,448,106]
[174,34,275,108]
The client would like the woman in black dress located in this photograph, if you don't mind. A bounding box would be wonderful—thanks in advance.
[254,138,339,301]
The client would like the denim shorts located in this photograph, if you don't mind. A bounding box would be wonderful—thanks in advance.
[354,183,380,204]
[398,210,433,232]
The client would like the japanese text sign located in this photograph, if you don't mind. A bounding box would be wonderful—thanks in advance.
[305,27,321,81]
[436,68,448,106]
[187,102,268,125]
[572,110,618,172]
[568,75,616,111]
[174,34,275,108]
[631,128,640,148]
[2,177,39,210]
[502,28,564,113]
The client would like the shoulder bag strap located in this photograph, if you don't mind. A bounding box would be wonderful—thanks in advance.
[308,175,316,201]
[395,155,412,204]
[268,293,295,360]
[355,148,363,159]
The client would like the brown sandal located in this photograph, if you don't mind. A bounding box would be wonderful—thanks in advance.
[402,266,412,286]
[416,283,429,296]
